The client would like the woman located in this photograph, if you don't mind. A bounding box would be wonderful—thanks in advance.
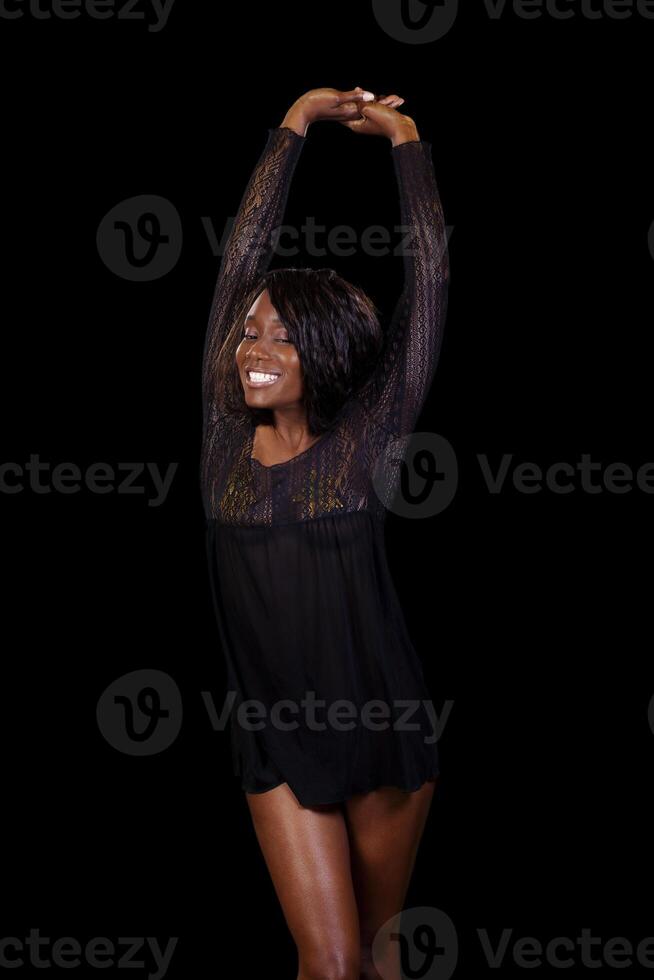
[201,86,449,980]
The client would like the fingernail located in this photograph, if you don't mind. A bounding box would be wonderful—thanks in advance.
[361,91,375,101]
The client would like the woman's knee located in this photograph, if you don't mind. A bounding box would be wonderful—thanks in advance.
[298,947,360,980]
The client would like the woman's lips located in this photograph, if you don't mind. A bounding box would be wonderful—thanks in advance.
[245,369,282,388]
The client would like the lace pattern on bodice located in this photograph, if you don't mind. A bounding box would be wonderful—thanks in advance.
[200,126,449,527]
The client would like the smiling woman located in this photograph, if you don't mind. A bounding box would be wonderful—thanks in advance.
[220,275,374,468]
[199,86,449,980]
[213,264,384,445]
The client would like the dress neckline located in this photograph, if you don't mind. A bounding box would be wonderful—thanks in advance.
[248,425,328,470]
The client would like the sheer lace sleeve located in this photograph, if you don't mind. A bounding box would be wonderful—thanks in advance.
[354,139,449,439]
[201,126,306,431]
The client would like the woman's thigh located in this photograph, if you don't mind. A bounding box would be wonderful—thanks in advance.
[343,778,437,978]
[245,782,361,980]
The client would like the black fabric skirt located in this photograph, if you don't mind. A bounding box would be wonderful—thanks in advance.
[205,509,440,807]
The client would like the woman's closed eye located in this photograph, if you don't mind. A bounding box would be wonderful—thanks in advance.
[244,332,292,343]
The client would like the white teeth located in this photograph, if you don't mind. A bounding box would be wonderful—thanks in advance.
[248,371,279,383]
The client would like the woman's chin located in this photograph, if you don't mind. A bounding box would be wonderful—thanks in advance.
[243,389,278,408]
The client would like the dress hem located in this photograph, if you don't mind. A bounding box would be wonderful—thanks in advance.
[241,768,440,808]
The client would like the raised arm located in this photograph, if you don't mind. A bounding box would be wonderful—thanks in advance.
[201,125,306,428]
[350,106,449,438]
[201,87,377,431]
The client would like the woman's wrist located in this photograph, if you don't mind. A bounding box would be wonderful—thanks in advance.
[390,119,420,147]
[280,100,311,138]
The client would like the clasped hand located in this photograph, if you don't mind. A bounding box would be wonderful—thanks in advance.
[281,86,419,146]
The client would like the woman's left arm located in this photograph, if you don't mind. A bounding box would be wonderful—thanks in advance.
[353,110,450,439]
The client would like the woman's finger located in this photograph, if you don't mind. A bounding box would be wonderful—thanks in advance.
[335,87,375,105]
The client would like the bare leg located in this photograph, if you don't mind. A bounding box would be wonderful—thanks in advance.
[343,778,437,980]
[245,782,361,980]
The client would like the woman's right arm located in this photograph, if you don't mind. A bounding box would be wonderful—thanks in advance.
[201,124,307,430]
[201,87,376,431]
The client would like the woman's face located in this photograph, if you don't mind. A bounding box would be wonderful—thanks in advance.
[235,289,304,410]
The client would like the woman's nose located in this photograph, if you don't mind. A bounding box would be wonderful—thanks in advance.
[248,339,272,360]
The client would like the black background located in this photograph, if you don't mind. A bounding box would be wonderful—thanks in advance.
[2,0,653,976]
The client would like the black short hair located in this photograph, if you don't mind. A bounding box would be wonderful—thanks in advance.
[213,267,383,435]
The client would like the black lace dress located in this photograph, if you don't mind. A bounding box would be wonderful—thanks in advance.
[201,126,449,806]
